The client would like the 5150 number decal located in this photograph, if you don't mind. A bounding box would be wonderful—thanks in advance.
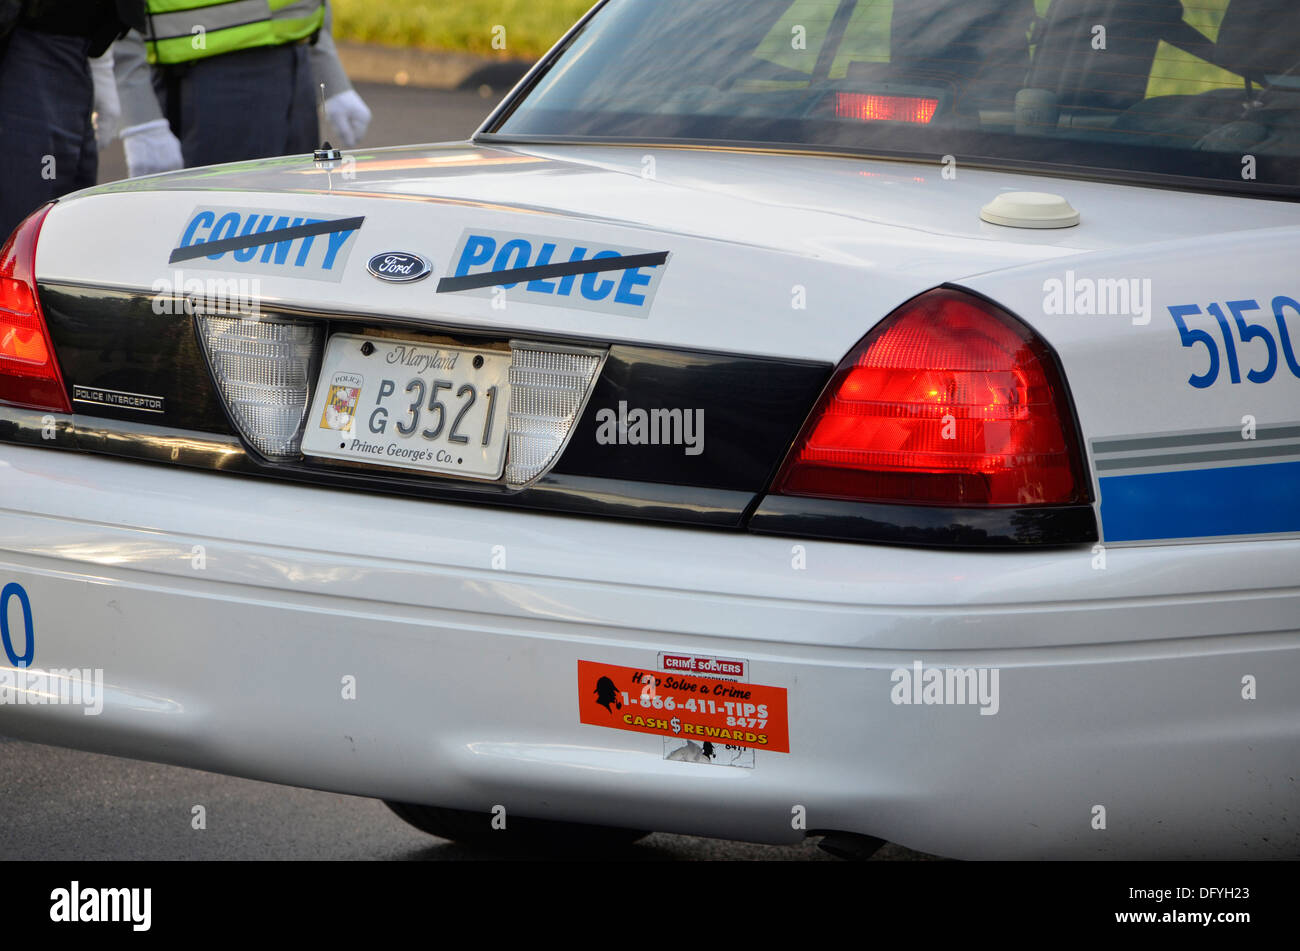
[1,582,34,667]
[1170,296,1300,388]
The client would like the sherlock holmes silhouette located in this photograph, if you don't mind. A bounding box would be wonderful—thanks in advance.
[593,676,622,713]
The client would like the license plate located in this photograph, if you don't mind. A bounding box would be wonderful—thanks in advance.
[302,333,511,479]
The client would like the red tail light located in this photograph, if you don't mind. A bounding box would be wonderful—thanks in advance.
[0,204,69,413]
[835,93,938,123]
[774,289,1088,507]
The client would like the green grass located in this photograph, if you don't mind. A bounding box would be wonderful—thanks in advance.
[332,0,594,58]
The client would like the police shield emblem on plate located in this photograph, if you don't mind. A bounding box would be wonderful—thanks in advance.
[367,251,432,283]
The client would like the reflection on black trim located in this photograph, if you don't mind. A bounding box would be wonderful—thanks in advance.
[0,408,1098,547]
[747,494,1099,548]
[0,408,750,529]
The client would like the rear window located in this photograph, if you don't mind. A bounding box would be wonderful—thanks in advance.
[488,0,1300,197]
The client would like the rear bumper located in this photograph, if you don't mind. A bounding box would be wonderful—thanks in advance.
[1,443,1297,858]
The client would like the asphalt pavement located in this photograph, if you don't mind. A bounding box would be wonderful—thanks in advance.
[0,736,944,860]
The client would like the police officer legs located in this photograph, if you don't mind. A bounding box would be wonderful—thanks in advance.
[0,0,142,239]
[111,0,368,172]
[0,28,95,239]
[155,41,319,166]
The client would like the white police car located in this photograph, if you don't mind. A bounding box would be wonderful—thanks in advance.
[1,0,1297,858]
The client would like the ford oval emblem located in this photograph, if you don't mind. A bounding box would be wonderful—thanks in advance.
[367,251,432,283]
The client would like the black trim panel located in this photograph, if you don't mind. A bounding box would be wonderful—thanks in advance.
[0,408,751,528]
[555,345,829,491]
[38,283,831,497]
[39,283,237,435]
[747,494,1099,548]
[0,407,1099,545]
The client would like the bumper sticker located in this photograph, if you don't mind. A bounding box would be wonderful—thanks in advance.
[578,660,789,753]
[655,653,754,767]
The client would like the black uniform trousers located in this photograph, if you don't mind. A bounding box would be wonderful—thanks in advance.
[153,41,319,169]
[0,27,97,241]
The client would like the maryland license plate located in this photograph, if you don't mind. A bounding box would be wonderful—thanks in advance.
[302,333,511,479]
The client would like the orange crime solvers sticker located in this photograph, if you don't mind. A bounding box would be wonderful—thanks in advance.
[578,660,790,753]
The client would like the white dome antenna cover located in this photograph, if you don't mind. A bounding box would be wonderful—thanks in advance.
[980,191,1080,229]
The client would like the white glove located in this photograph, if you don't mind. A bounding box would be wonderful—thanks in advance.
[323,89,371,149]
[122,119,185,177]
[90,51,122,149]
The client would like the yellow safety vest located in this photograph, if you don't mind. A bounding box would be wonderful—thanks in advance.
[144,0,325,65]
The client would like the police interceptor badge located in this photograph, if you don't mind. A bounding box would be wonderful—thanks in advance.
[367,251,432,284]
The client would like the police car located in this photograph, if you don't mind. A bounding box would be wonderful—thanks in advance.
[1,0,1297,859]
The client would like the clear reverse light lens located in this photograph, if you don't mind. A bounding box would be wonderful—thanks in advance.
[504,344,603,485]
[197,315,322,459]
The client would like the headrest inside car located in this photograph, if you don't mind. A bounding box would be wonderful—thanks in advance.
[1215,0,1300,81]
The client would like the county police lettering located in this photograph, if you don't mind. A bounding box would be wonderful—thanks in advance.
[170,206,363,282]
[441,229,669,318]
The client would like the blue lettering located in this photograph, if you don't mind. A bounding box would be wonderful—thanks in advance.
[204,212,242,261]
[322,226,355,270]
[580,250,621,301]
[233,215,275,263]
[526,242,558,294]
[293,219,326,267]
[260,216,303,265]
[179,211,215,249]
[454,235,497,276]
[557,246,588,296]
[1272,296,1300,379]
[0,581,34,668]
[493,239,532,289]
[614,266,653,306]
